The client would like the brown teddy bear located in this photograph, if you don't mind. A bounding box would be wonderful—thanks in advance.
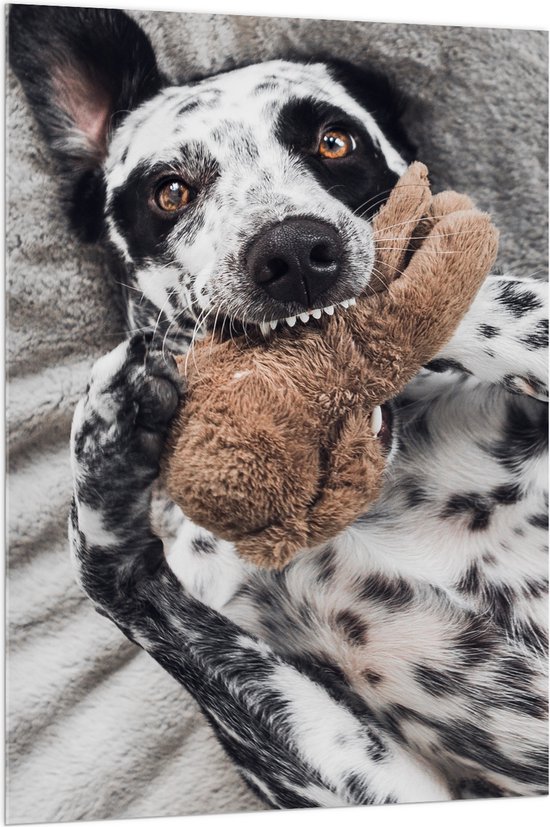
[162,163,499,569]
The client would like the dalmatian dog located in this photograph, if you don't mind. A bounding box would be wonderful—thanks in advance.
[10,5,548,808]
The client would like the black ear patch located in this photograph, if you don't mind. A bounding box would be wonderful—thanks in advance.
[9,4,166,241]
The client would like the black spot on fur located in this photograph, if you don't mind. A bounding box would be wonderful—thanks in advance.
[442,493,493,531]
[333,610,368,646]
[192,536,216,554]
[254,80,281,94]
[502,374,522,395]
[520,319,548,350]
[516,621,548,652]
[415,664,456,697]
[454,616,497,666]
[430,717,547,785]
[410,410,432,444]
[360,575,414,609]
[404,484,429,508]
[457,562,483,596]
[177,98,202,116]
[491,483,523,505]
[524,372,548,398]
[490,399,548,474]
[343,772,377,804]
[478,323,500,338]
[496,282,543,317]
[362,670,383,686]
[456,778,505,798]
[504,371,548,401]
[427,358,471,374]
[528,512,549,530]
[522,578,548,599]
[315,546,337,584]
[484,582,516,629]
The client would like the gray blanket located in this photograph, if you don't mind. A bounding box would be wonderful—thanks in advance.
[6,8,547,823]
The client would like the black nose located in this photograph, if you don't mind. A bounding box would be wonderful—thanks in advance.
[246,218,343,306]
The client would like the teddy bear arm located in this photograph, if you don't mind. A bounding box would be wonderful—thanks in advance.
[370,161,432,291]
[375,208,499,367]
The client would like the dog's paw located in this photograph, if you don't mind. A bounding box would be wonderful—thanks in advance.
[71,334,183,499]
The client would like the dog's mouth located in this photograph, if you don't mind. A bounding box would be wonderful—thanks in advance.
[255,297,357,336]
[209,296,359,340]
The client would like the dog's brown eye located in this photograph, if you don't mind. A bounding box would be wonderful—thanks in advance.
[318,129,356,160]
[155,179,192,212]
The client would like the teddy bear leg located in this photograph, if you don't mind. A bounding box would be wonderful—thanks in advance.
[305,410,386,548]
[236,521,310,571]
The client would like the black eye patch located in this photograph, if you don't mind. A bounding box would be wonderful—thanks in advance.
[275,96,399,217]
[109,151,219,264]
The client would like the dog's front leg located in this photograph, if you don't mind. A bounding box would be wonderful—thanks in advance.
[69,334,182,622]
[69,335,450,808]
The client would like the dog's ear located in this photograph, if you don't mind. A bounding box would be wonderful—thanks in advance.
[323,59,417,164]
[9,4,164,240]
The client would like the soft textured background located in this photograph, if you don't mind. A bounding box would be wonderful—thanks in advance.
[6,6,548,824]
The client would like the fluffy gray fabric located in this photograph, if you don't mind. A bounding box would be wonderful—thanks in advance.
[6,8,547,823]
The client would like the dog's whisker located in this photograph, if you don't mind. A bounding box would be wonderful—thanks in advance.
[352,189,394,216]
[114,280,147,295]
[151,287,179,342]
[375,229,479,243]
[161,318,176,365]
[183,305,211,379]
[354,188,402,218]
[209,305,224,355]
[372,211,472,235]
[355,183,432,220]
[371,263,409,287]
[227,312,246,354]
[375,244,466,252]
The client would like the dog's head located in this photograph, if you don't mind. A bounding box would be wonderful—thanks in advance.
[10,5,415,345]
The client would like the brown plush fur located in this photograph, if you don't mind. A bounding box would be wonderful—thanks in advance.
[162,163,499,569]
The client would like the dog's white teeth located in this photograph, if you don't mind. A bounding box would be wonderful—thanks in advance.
[370,405,383,436]
[267,301,356,333]
[349,297,357,306]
